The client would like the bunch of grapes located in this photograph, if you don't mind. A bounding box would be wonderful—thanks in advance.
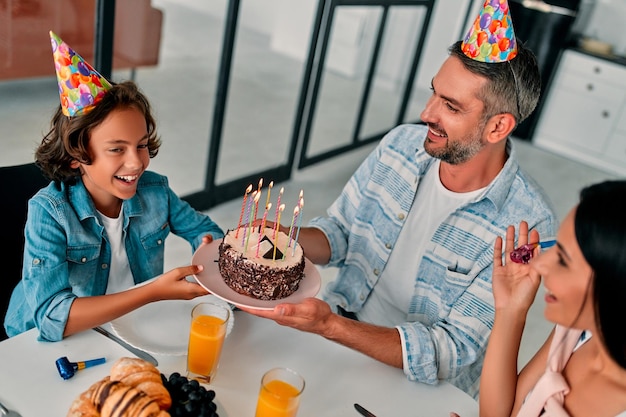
[161,372,219,417]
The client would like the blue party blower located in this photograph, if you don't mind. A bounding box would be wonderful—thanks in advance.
[510,239,557,264]
[56,356,106,380]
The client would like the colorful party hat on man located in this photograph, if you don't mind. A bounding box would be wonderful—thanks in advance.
[461,0,517,63]
[49,31,112,117]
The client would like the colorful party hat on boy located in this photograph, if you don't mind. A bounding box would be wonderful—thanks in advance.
[49,31,112,117]
[461,0,517,63]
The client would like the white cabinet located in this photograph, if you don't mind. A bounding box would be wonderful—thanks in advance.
[533,50,626,176]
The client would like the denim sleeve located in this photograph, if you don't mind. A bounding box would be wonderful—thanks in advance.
[165,182,224,251]
[20,198,77,342]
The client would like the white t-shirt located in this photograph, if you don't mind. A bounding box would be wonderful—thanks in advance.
[358,160,486,326]
[97,209,134,294]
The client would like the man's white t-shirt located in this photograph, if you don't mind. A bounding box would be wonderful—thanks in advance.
[97,209,134,294]
[357,160,486,326]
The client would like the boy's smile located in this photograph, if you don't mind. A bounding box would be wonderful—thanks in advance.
[71,107,150,217]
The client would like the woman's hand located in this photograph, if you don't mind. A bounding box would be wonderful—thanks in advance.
[492,221,541,312]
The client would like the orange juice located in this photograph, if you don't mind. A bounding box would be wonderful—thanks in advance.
[187,314,227,377]
[255,379,301,417]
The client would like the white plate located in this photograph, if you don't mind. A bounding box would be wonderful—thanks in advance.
[191,240,321,310]
[110,292,234,356]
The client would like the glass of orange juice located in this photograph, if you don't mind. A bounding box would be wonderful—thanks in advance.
[255,367,305,417]
[186,302,230,384]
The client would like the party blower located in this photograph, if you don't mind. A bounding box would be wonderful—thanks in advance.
[55,356,106,380]
[510,240,557,264]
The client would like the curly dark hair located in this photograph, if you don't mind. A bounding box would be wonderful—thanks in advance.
[575,180,626,369]
[36,81,161,184]
[448,39,541,126]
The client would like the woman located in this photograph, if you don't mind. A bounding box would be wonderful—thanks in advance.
[479,180,626,416]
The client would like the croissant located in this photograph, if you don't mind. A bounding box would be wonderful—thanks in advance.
[67,378,102,417]
[98,380,166,417]
[109,358,171,410]
[67,358,171,417]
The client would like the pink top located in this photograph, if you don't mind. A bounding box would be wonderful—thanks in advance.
[516,325,626,417]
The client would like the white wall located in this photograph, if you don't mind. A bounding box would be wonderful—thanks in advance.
[414,0,477,92]
[269,0,482,91]
[270,1,378,78]
[175,0,485,97]
[183,0,280,36]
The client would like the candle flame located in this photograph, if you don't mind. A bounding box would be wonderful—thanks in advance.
[254,191,261,202]
[236,184,254,238]
[279,203,285,211]
[265,180,273,208]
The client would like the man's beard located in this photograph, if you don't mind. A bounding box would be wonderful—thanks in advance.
[424,123,486,165]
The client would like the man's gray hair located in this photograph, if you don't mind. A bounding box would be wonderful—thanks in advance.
[448,40,541,125]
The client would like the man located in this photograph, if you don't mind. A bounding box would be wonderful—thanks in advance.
[243,4,558,398]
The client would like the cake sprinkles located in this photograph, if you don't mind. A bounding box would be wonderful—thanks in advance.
[218,227,305,300]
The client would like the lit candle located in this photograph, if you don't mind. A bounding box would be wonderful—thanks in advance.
[256,202,272,257]
[265,181,273,210]
[288,205,299,247]
[252,190,261,224]
[253,178,263,234]
[272,204,285,261]
[292,196,304,256]
[273,187,284,240]
[241,190,257,246]
[260,203,272,235]
[235,184,253,238]
[292,190,303,244]
[283,205,299,259]
[245,191,261,253]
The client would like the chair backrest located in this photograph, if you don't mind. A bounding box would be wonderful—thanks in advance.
[0,163,50,340]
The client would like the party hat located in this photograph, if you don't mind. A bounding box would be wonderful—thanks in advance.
[461,0,517,63]
[49,31,112,117]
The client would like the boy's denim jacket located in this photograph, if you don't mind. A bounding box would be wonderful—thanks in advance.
[5,171,223,341]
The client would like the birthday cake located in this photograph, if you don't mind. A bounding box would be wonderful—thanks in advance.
[218,226,305,300]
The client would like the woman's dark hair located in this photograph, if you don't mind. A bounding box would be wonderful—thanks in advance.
[448,39,541,125]
[36,81,161,184]
[575,180,626,369]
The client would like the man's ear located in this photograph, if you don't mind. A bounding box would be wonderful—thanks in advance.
[70,160,81,169]
[485,113,516,144]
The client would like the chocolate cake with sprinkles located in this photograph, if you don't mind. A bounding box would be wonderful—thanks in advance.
[218,226,305,300]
